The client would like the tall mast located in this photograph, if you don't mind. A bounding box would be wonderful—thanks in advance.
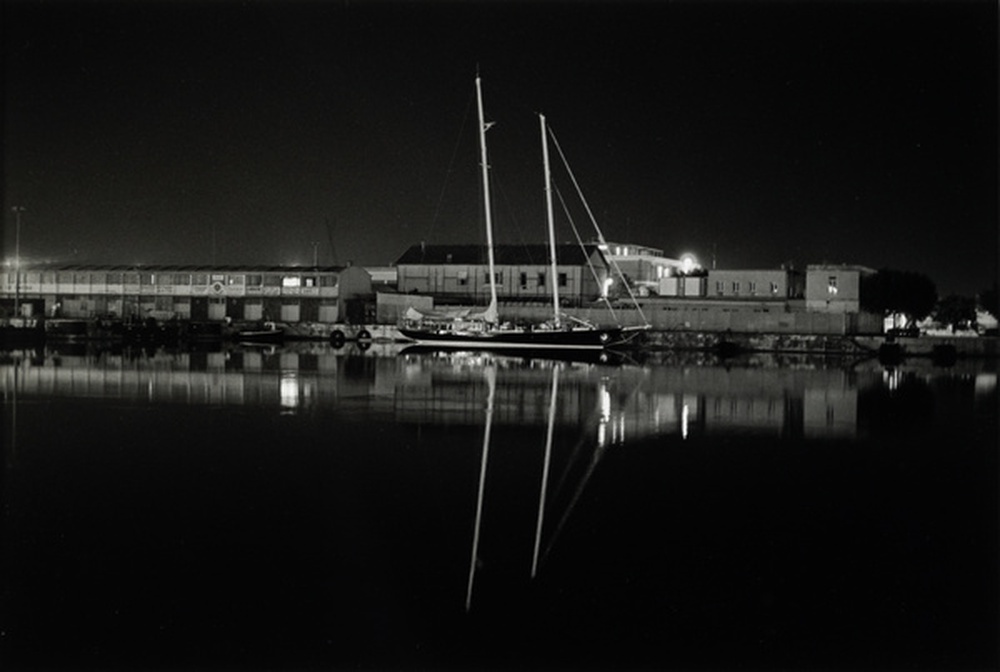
[11,206,24,317]
[540,114,560,327]
[475,76,498,321]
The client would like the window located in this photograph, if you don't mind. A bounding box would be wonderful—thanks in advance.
[263,275,282,287]
[227,275,245,286]
[282,276,301,288]
[732,281,740,295]
[106,273,123,284]
[246,274,263,287]
[558,272,568,288]
[484,272,502,286]
[457,270,469,286]
[828,276,839,295]
[770,282,780,295]
[748,281,757,295]
[174,274,191,285]
[537,272,546,287]
[192,274,208,285]
[319,274,338,287]
[716,281,725,296]
[302,276,317,288]
[519,272,528,288]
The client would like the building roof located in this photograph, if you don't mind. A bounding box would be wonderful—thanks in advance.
[805,263,877,274]
[395,244,606,266]
[14,264,348,273]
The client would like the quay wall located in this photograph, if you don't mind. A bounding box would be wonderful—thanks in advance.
[492,301,883,336]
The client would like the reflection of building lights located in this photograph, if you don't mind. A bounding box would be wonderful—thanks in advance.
[975,373,997,398]
[681,403,689,440]
[883,368,901,392]
[280,373,299,409]
[597,382,611,447]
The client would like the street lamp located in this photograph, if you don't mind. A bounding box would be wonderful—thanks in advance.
[11,206,25,317]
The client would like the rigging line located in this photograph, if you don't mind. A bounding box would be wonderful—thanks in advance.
[547,126,651,327]
[491,173,536,263]
[553,182,620,323]
[429,91,475,241]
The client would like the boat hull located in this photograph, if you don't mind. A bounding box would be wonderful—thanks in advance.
[398,326,623,350]
[237,329,285,344]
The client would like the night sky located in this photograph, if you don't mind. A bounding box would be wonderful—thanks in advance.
[3,0,997,296]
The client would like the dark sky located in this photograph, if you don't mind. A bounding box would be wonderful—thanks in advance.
[3,0,997,295]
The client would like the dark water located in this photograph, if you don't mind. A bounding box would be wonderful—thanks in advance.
[1,343,997,671]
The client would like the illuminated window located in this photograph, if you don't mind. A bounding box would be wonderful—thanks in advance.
[771,282,780,294]
[227,275,245,286]
[282,276,301,288]
[303,276,317,288]
[828,276,839,295]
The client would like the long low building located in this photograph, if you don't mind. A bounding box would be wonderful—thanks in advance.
[1,264,373,323]
[394,243,612,305]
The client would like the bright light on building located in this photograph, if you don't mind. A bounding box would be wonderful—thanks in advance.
[601,277,614,298]
[680,254,698,274]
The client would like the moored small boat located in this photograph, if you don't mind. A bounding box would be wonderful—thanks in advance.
[237,322,284,344]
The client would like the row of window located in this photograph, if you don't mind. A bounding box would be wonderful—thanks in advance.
[715,281,782,296]
[453,271,569,288]
[5,272,337,288]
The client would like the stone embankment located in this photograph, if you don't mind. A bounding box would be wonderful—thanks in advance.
[642,330,998,359]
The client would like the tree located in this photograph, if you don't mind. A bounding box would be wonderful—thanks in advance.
[861,268,937,324]
[979,282,998,318]
[934,294,977,331]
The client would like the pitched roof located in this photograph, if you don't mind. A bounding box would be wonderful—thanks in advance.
[15,264,347,273]
[395,244,605,266]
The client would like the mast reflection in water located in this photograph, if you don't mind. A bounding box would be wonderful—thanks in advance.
[1,343,997,671]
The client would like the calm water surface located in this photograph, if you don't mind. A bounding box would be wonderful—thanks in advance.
[1,343,997,670]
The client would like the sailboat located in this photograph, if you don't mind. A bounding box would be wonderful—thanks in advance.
[399,77,639,352]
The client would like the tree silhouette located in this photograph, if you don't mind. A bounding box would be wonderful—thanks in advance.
[979,283,998,317]
[861,268,937,323]
[934,294,977,331]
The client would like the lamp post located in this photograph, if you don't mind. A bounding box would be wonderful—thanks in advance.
[11,206,25,318]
